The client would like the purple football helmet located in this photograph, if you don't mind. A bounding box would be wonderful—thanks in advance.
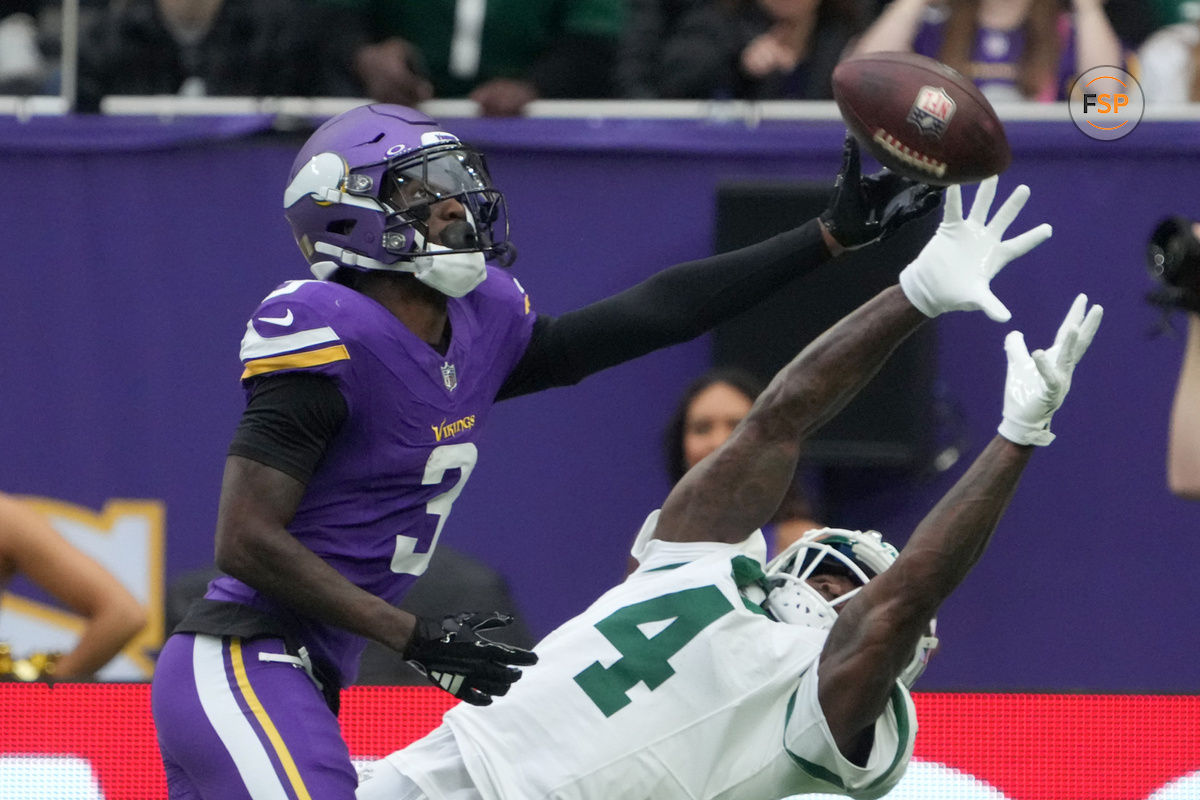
[283,104,511,279]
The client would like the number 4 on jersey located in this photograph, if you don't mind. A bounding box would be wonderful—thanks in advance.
[574,585,733,717]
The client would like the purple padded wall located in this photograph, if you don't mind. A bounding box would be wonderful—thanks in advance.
[0,115,1195,691]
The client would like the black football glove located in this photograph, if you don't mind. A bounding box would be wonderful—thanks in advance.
[403,612,538,706]
[818,134,943,251]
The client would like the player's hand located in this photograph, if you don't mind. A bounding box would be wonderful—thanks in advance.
[818,134,943,252]
[898,176,1053,322]
[470,78,538,117]
[998,294,1103,446]
[403,612,538,706]
[353,38,434,106]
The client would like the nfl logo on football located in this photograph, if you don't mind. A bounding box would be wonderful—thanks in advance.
[440,361,458,391]
[907,86,956,138]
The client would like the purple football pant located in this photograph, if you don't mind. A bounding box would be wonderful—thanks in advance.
[152,633,357,800]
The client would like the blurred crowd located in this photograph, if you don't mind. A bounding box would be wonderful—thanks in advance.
[0,0,1197,114]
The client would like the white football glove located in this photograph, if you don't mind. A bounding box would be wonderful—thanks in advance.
[899,176,1054,322]
[998,294,1104,446]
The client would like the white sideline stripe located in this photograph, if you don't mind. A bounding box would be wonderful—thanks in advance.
[193,635,291,800]
[240,322,341,360]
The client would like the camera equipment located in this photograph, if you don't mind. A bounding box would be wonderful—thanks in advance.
[1147,216,1200,314]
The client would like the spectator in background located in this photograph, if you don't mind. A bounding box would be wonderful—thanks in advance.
[1147,217,1200,498]
[321,0,623,116]
[1138,20,1200,104]
[1153,0,1200,26]
[75,0,359,112]
[1101,0,1158,50]
[0,1,110,95]
[0,492,146,680]
[618,0,874,100]
[1169,311,1200,498]
[663,368,824,557]
[0,4,46,94]
[850,0,1123,103]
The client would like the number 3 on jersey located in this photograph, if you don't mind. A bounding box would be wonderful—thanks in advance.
[390,443,478,576]
[574,585,733,717]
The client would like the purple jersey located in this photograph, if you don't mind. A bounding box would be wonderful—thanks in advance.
[205,266,535,685]
[912,13,1077,102]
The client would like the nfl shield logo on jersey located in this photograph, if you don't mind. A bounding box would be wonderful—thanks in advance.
[907,86,956,138]
[440,361,458,391]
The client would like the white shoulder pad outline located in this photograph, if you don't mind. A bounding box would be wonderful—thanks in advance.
[240,280,343,362]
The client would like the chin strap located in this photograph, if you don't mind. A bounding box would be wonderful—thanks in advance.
[309,241,418,280]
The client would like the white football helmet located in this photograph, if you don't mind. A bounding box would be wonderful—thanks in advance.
[762,527,938,687]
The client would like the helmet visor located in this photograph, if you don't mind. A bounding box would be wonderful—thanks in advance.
[381,145,510,257]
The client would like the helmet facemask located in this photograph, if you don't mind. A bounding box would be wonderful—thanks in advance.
[762,528,938,688]
[377,143,511,264]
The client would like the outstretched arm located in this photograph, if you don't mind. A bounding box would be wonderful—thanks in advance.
[215,457,534,705]
[214,456,418,653]
[1071,0,1123,82]
[496,140,940,400]
[656,177,1052,545]
[850,0,933,57]
[657,286,926,543]
[0,493,146,678]
[1168,314,1200,499]
[818,294,1103,760]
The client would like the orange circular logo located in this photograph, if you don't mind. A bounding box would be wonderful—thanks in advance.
[1068,66,1144,141]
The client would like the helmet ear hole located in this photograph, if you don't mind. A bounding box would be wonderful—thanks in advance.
[327,219,357,235]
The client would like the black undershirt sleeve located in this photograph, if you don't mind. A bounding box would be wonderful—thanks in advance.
[496,219,831,400]
[227,373,348,484]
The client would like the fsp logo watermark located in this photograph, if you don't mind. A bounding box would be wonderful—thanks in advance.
[1068,66,1144,141]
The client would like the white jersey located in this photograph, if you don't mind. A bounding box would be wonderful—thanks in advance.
[385,513,916,800]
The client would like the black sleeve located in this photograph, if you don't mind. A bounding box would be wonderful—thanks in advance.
[227,373,348,483]
[496,218,831,400]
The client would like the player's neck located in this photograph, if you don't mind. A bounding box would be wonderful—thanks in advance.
[360,273,451,352]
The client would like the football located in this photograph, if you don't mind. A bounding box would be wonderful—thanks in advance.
[832,51,1011,186]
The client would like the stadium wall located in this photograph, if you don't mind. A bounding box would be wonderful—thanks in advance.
[0,114,1194,692]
